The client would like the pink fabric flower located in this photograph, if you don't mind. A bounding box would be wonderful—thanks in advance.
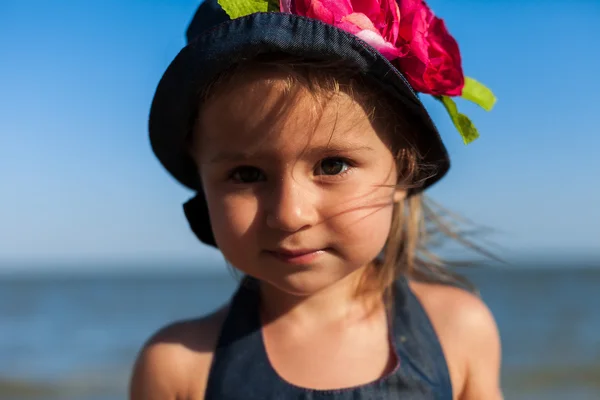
[395,0,464,95]
[283,0,402,59]
[282,0,464,96]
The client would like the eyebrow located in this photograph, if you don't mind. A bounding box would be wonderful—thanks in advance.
[207,144,375,164]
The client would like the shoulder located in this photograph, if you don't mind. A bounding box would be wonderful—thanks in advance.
[408,280,498,341]
[129,306,229,400]
[408,280,503,400]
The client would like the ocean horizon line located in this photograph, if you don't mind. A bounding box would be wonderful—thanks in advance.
[1,253,599,277]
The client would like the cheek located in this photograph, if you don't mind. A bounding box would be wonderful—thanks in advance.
[325,188,396,256]
[334,204,394,248]
[205,191,259,250]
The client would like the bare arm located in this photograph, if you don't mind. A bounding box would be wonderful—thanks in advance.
[129,309,227,400]
[129,338,181,400]
[458,299,503,400]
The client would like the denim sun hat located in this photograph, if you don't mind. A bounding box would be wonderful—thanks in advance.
[148,0,456,247]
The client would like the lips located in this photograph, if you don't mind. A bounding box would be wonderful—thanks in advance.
[266,248,326,264]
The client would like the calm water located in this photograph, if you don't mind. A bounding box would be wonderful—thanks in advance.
[0,267,599,400]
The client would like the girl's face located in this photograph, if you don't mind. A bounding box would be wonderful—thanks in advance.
[193,73,406,296]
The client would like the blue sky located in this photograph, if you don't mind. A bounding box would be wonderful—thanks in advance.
[1,0,599,270]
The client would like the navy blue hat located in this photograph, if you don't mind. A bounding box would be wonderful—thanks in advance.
[149,0,450,247]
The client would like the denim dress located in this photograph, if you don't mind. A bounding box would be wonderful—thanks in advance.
[204,276,453,399]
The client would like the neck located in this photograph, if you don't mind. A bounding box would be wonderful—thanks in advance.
[258,267,382,328]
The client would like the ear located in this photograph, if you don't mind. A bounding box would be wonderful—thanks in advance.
[393,188,407,203]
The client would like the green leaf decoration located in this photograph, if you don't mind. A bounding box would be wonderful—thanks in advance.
[218,0,279,19]
[437,96,480,144]
[461,77,496,111]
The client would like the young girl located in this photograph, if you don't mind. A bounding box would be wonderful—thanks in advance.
[132,0,502,399]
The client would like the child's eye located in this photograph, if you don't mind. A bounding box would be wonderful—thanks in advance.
[229,166,266,183]
[315,157,351,176]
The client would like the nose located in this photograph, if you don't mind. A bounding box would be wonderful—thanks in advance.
[265,177,318,232]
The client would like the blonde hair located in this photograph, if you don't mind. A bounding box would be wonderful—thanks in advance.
[196,54,497,297]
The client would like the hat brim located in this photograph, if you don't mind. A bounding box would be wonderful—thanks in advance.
[149,12,450,247]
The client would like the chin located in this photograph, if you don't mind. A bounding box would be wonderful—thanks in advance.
[267,274,331,297]
[258,265,362,297]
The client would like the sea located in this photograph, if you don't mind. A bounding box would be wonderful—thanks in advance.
[0,265,599,400]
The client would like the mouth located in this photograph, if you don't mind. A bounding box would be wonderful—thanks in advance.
[265,248,327,265]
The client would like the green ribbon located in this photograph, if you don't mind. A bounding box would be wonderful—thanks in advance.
[437,96,480,145]
[218,0,279,18]
[436,78,496,145]
[462,77,496,112]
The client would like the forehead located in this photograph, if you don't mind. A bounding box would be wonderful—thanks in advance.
[193,72,390,163]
